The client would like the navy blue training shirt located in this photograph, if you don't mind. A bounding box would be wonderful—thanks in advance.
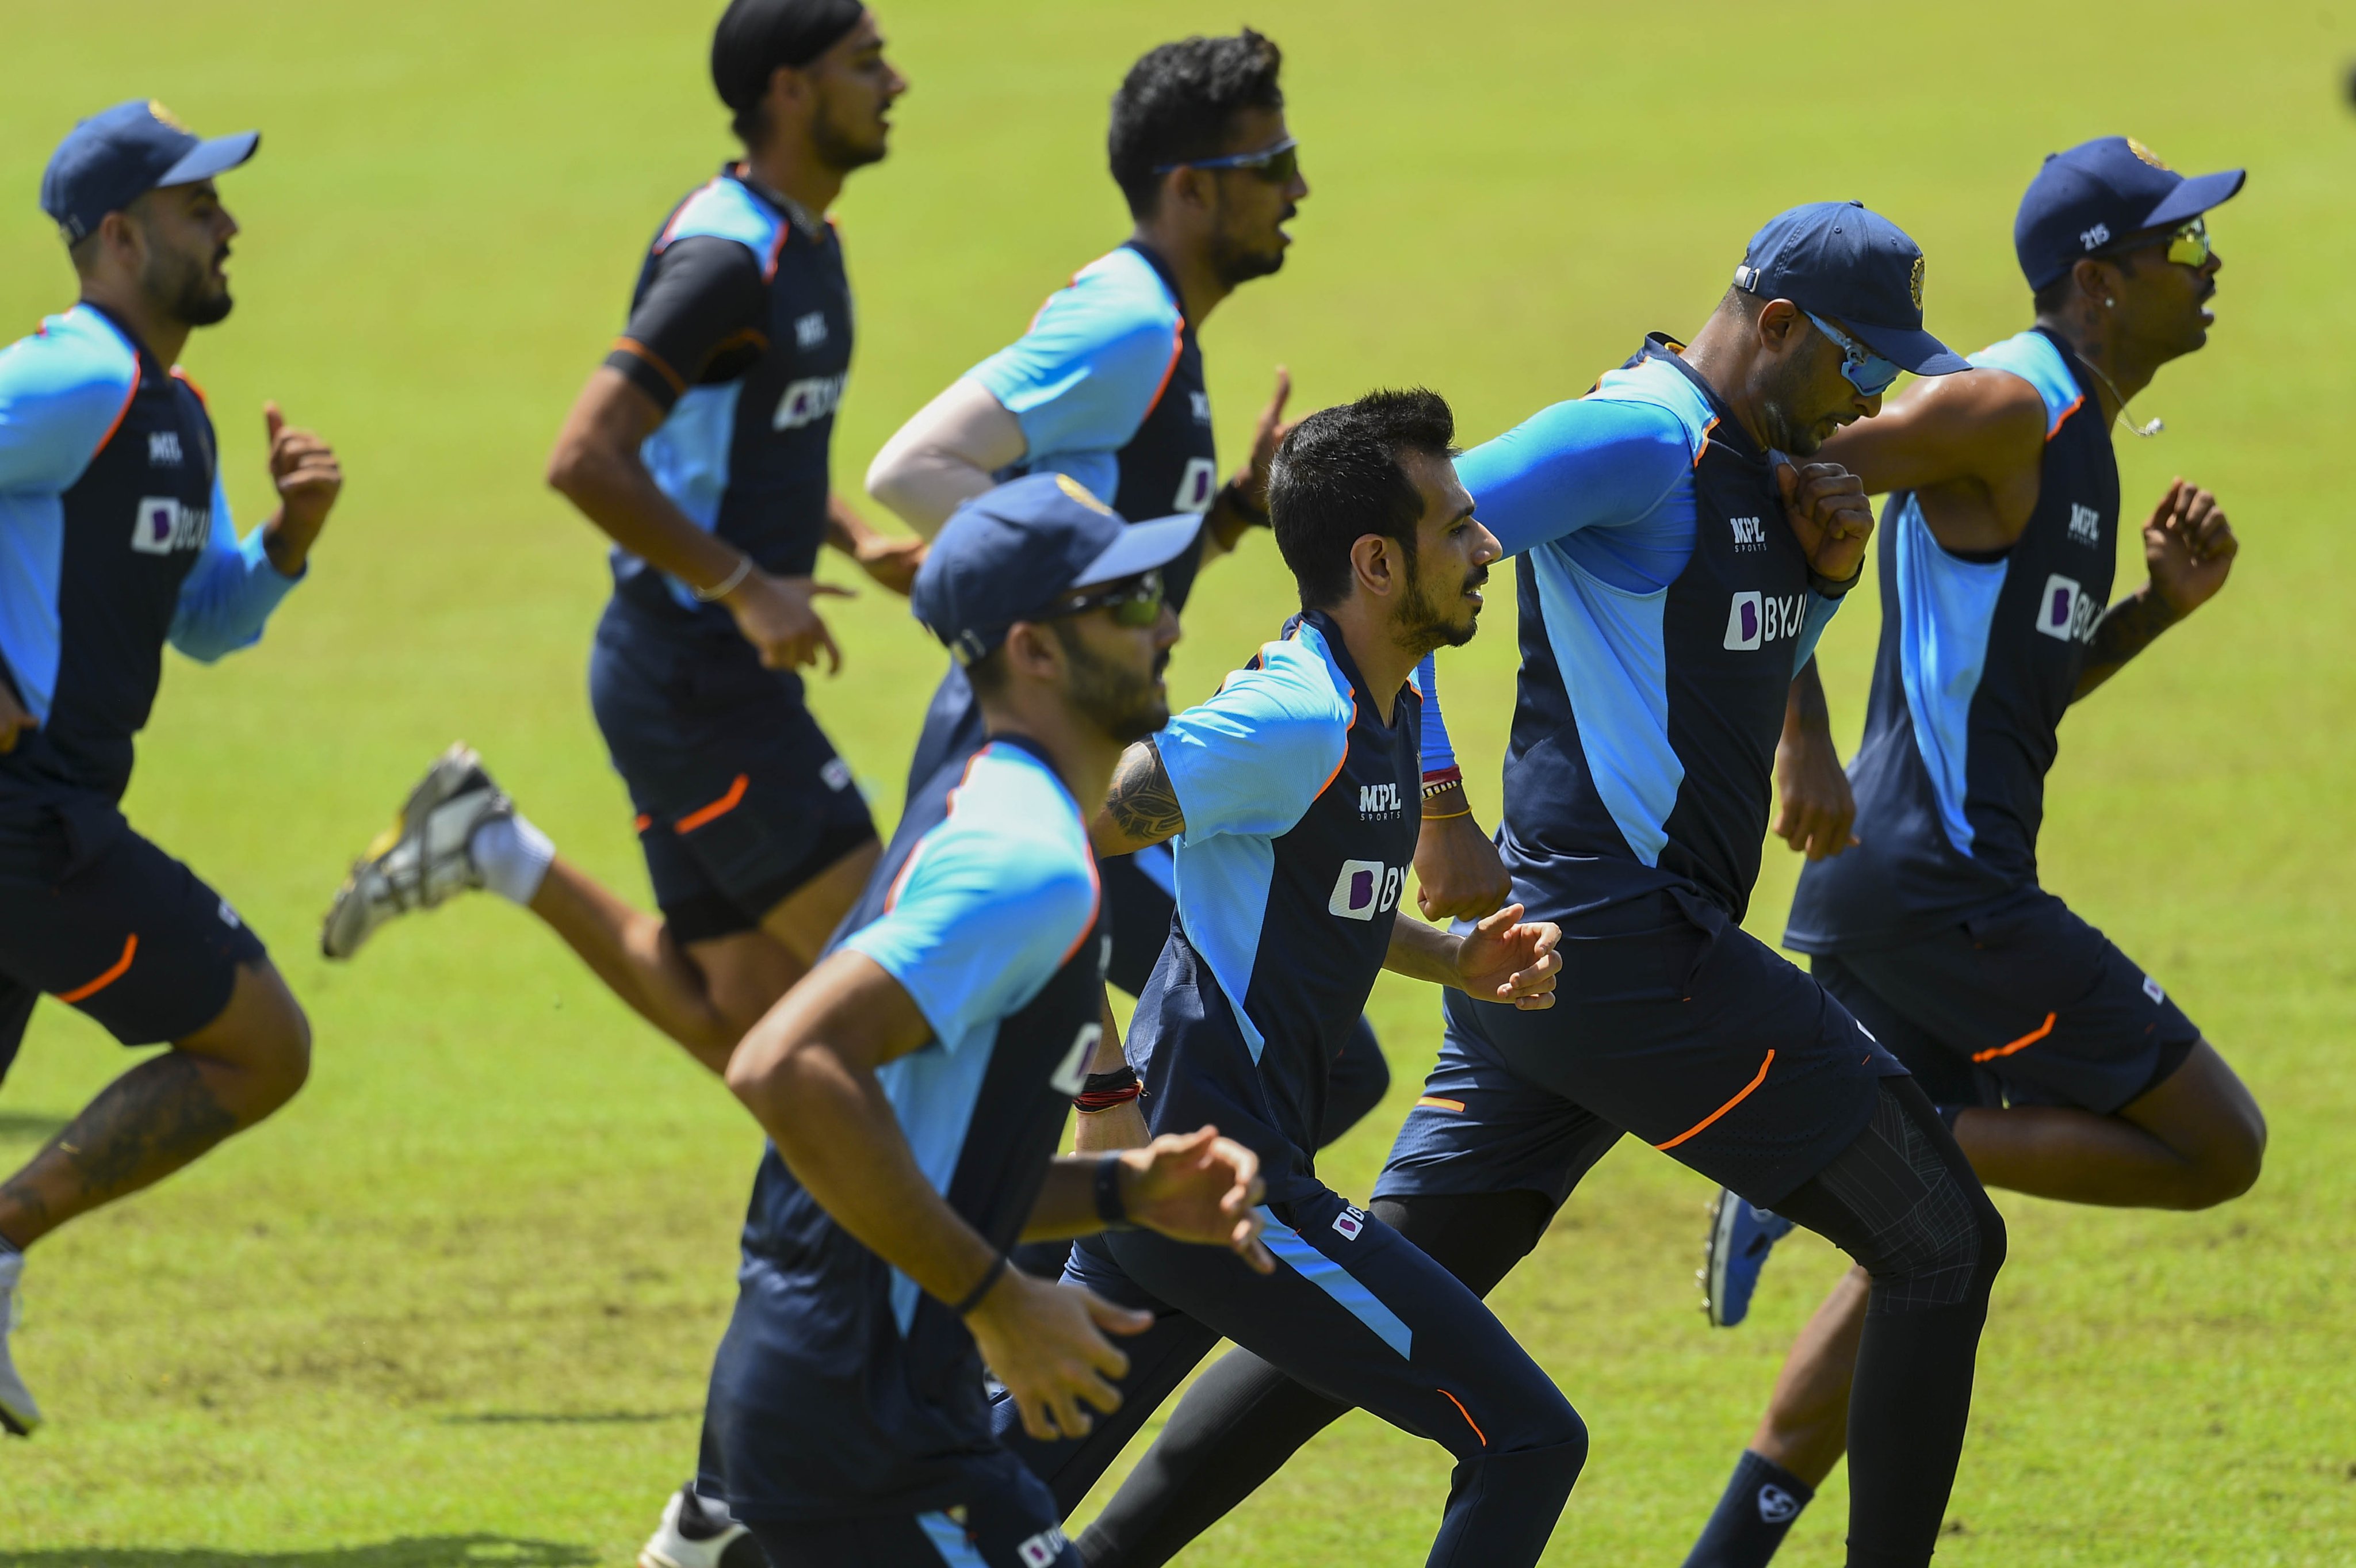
[703,735,1110,1522]
[1787,328,2121,952]
[0,303,301,802]
[1461,338,1841,923]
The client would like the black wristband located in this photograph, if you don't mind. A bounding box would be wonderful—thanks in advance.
[1218,480,1270,527]
[1093,1153,1136,1232]
[1807,559,1866,599]
[950,1252,1008,1317]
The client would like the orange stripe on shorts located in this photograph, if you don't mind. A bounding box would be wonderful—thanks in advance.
[1972,1012,2056,1064]
[1654,1048,1776,1150]
[675,774,749,833]
[56,934,138,1004]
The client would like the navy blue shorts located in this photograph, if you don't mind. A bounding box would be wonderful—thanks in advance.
[1811,889,2201,1117]
[591,603,875,943]
[742,1449,1077,1567]
[1379,888,1905,1210]
[0,791,267,1080]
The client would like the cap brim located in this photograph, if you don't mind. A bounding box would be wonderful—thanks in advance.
[1073,512,1206,588]
[1847,320,1970,377]
[158,130,259,188]
[2140,168,2244,230]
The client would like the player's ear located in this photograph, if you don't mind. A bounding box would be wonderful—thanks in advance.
[1755,297,1802,350]
[1349,533,1398,601]
[1000,620,1061,686]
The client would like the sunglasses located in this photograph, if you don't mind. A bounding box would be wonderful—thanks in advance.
[1152,136,1300,185]
[1043,569,1165,628]
[1804,311,1903,398]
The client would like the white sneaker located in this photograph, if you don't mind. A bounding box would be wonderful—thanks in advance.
[640,1483,766,1568]
[0,1250,42,1436]
[321,744,513,959]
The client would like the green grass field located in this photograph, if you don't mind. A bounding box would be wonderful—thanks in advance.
[2,1,2353,1561]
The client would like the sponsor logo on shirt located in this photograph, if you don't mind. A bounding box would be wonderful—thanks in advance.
[792,310,828,350]
[2034,573,2101,643]
[1190,390,1211,425]
[217,899,243,930]
[820,756,855,793]
[1758,1484,1800,1524]
[1174,457,1218,514]
[148,430,182,466]
[1050,1023,1101,1097]
[131,496,208,556]
[2067,503,2101,546]
[1332,1204,1367,1241]
[1358,782,1402,820]
[1328,859,1405,921]
[1723,590,1807,651]
[1729,515,1767,552]
[2142,974,2166,1004]
[1017,1527,1071,1567]
[772,372,846,430]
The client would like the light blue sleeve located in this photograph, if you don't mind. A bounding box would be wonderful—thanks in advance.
[1459,397,1695,561]
[1792,590,1842,675]
[0,324,137,494]
[1160,644,1351,844]
[167,472,303,663]
[843,827,1097,1051]
[967,260,1181,464]
[1414,652,1456,776]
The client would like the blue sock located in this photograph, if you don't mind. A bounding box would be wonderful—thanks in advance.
[1682,1450,1814,1568]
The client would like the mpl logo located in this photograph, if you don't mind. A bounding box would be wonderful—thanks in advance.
[1190,390,1212,425]
[147,430,182,466]
[2067,503,2101,546]
[1728,515,1767,552]
[772,371,846,430]
[1723,590,1806,651]
[1358,782,1402,820]
[1016,1527,1071,1567]
[2034,573,2101,643]
[1173,456,1217,513]
[1328,859,1405,921]
[791,310,828,350]
[130,496,207,555]
[1332,1204,1367,1241]
[1758,1484,1800,1524]
[2080,221,2112,251]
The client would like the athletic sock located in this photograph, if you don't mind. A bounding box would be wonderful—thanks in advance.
[470,812,554,906]
[1682,1450,1814,1567]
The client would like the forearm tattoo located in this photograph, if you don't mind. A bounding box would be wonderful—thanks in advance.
[0,1053,239,1233]
[1104,740,1185,847]
[2075,589,2179,701]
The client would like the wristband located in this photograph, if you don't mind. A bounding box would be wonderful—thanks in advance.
[1420,768,1464,801]
[1075,1065,1142,1112]
[1093,1153,1137,1232]
[694,554,755,602]
[949,1251,1008,1316]
[1218,480,1271,527]
[1806,559,1865,599]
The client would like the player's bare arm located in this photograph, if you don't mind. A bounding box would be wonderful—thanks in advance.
[1197,366,1295,563]
[1071,988,1148,1153]
[1093,736,1185,856]
[1776,460,1878,583]
[823,491,924,595]
[1413,787,1512,920]
[2075,477,2238,699]
[1815,366,2051,552]
[257,401,342,575]
[1773,657,1857,861]
[864,377,1027,535]
[1020,1126,1270,1267]
[1382,902,1561,1010]
[548,368,848,672]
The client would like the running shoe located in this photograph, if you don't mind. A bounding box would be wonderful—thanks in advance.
[640,1483,767,1568]
[1702,1185,1796,1328]
[0,1249,41,1436]
[321,743,512,959]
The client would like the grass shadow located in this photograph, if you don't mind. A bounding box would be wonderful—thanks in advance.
[0,1538,592,1567]
[0,1111,67,1142]
[437,1408,698,1426]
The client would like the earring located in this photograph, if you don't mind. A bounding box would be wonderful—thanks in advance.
[2105,297,2116,307]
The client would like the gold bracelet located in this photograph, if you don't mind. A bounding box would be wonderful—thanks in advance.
[1421,806,1472,821]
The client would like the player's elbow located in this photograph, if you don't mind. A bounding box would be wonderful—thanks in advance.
[863,439,927,521]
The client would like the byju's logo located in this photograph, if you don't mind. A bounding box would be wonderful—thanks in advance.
[1332,1204,1367,1241]
[1174,457,1218,513]
[1017,1527,1072,1567]
[792,310,828,350]
[1328,859,1404,921]
[148,430,182,466]
[1729,515,1767,552]
[1758,1485,1800,1524]
[131,496,208,555]
[1724,590,1807,651]
[772,372,846,430]
[1358,782,1402,820]
[2035,573,2101,643]
[2067,503,2101,546]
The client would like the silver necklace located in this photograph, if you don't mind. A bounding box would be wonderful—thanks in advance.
[2081,357,2163,438]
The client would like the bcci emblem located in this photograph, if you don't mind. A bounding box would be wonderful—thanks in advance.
[1908,255,1925,312]
[1054,473,1113,516]
[2127,137,2171,171]
[148,100,188,131]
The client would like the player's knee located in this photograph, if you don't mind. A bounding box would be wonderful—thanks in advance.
[2184,1117,2266,1208]
[232,984,312,1120]
[1862,1173,2005,1310]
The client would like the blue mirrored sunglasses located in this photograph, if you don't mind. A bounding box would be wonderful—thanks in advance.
[1804,311,1903,398]
[1152,136,1300,182]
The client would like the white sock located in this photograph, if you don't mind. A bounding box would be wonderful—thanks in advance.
[470,812,554,906]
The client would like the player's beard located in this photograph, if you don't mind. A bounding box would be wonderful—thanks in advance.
[810,93,889,173]
[1757,350,1829,457]
[1397,561,1486,655]
[1208,205,1293,288]
[1057,626,1171,745]
[144,236,234,328]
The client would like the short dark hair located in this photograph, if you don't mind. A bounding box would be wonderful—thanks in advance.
[1270,388,1457,611]
[1107,30,1284,220]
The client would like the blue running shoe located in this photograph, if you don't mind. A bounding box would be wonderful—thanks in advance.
[1702,1187,1795,1328]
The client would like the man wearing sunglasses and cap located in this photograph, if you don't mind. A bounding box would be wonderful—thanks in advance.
[0,101,343,1437]
[1682,140,2262,1568]
[687,472,1272,1568]
[1066,203,2006,1568]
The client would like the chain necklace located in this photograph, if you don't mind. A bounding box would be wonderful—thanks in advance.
[2080,355,2163,438]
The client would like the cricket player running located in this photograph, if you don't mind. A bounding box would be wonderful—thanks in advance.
[1682,139,2263,1568]
[999,391,1584,1567]
[695,474,1272,1568]
[0,102,342,1433]
[1065,204,2005,1568]
[324,0,923,1077]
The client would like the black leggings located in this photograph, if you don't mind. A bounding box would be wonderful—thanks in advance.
[1077,1077,2003,1568]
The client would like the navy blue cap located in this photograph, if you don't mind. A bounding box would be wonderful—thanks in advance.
[2014,136,2243,290]
[40,100,258,245]
[1733,200,1968,376]
[912,473,1201,667]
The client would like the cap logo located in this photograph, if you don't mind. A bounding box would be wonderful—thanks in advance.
[1054,473,1112,517]
[1909,256,1925,312]
[148,100,188,132]
[2126,137,2171,171]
